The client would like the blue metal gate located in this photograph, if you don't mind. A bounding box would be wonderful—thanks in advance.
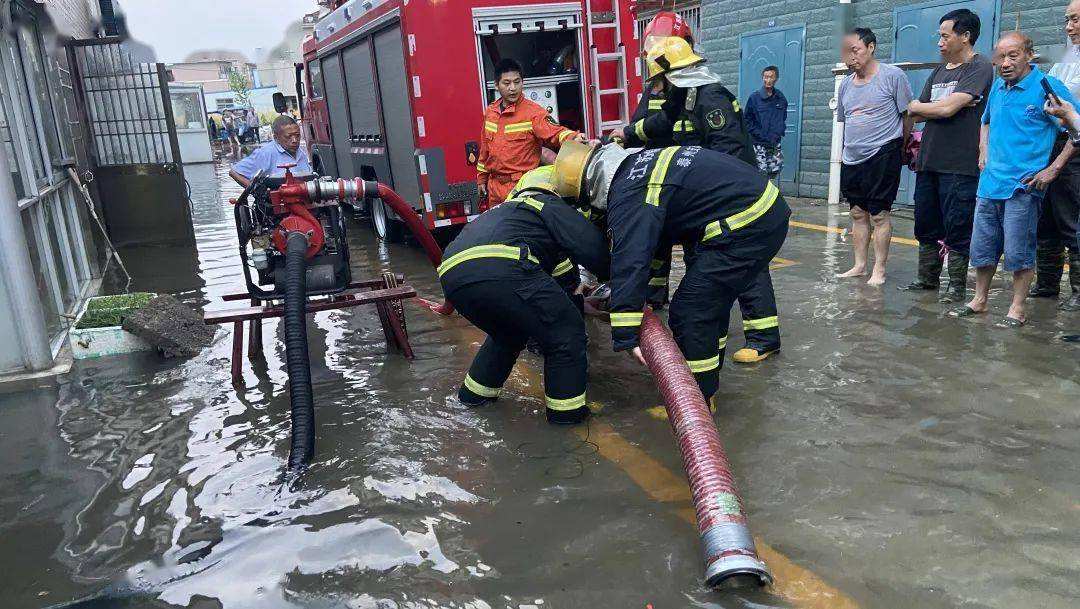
[738,25,805,184]
[893,0,1000,204]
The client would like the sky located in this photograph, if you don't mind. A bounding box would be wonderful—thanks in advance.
[119,0,318,63]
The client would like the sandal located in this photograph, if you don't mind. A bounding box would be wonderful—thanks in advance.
[949,305,984,318]
[996,316,1025,328]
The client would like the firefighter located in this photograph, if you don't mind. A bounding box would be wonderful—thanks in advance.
[552,141,790,400]
[475,58,586,207]
[440,165,610,424]
[624,11,695,309]
[618,34,783,365]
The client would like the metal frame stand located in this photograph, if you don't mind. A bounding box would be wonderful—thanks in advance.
[204,274,416,385]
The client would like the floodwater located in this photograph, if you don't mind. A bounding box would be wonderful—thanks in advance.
[2,161,1079,609]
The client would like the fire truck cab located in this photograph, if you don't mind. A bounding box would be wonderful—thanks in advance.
[299,0,641,241]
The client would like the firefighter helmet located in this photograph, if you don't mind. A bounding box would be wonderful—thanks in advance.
[553,140,598,202]
[645,36,704,81]
[510,165,558,198]
[642,11,694,56]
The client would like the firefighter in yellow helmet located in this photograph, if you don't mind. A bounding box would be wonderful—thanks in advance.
[618,34,783,365]
[552,139,790,399]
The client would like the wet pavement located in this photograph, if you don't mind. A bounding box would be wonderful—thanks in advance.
[2,161,1079,609]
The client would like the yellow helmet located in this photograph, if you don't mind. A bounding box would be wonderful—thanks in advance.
[553,140,598,201]
[645,36,704,81]
[510,165,558,198]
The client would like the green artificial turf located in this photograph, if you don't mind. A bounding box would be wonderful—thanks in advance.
[75,292,154,329]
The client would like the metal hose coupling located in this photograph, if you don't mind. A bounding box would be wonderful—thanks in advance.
[638,308,772,589]
[305,177,369,202]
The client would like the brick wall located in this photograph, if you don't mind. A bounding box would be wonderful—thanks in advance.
[698,0,1067,199]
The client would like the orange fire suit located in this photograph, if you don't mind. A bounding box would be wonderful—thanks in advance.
[476,97,579,205]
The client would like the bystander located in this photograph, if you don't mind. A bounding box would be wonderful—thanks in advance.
[745,65,788,181]
[952,32,1078,326]
[836,28,914,286]
[1031,0,1080,310]
[903,9,993,303]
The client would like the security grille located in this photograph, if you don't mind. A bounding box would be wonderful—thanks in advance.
[71,40,179,166]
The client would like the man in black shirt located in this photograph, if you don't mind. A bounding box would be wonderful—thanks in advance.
[903,9,994,303]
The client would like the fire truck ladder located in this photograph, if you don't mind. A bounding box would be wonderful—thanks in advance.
[586,1,630,136]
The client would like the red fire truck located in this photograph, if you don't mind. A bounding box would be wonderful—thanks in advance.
[298,0,642,241]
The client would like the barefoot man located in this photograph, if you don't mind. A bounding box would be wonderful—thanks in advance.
[836,28,913,286]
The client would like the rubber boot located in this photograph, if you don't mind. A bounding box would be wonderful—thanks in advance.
[458,385,496,407]
[1061,249,1080,311]
[939,253,969,304]
[899,243,942,291]
[546,405,590,425]
[1029,241,1064,298]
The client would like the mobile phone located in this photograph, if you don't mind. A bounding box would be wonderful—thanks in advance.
[1041,78,1062,105]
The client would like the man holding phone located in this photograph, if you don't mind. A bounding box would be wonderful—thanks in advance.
[1031,0,1080,309]
[952,32,1078,326]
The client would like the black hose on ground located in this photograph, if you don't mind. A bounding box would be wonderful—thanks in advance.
[283,231,315,471]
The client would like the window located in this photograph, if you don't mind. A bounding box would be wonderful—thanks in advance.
[307,60,322,98]
[171,91,206,130]
[17,24,63,173]
[219,63,230,79]
[0,61,25,199]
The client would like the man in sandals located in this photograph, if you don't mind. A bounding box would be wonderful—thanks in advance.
[952,32,1077,326]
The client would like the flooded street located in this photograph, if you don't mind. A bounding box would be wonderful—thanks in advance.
[2,160,1080,609]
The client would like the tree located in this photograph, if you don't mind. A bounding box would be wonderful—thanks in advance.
[227,67,252,109]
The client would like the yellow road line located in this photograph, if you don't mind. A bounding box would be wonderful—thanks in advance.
[771,256,799,270]
[790,219,920,247]
[577,421,860,609]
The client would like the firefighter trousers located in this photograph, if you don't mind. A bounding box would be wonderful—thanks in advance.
[669,208,789,399]
[445,269,589,424]
[736,269,780,352]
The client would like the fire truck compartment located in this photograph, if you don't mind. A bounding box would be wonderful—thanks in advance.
[317,22,421,228]
[478,28,586,133]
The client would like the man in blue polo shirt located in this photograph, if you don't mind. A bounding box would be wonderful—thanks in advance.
[229,115,312,187]
[953,32,1078,326]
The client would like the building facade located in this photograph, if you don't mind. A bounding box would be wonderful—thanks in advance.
[0,0,104,375]
[695,0,1064,199]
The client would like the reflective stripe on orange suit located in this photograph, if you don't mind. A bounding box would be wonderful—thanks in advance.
[476,97,578,206]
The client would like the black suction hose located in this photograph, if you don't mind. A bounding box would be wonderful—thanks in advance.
[283,231,315,471]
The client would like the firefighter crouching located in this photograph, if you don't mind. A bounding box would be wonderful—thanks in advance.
[440,166,610,424]
[619,32,784,365]
[553,140,790,400]
[476,58,586,207]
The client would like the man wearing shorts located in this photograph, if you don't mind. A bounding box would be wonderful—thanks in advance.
[953,32,1078,326]
[836,27,913,286]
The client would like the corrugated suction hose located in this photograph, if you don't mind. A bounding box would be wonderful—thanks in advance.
[283,231,315,470]
[638,308,772,588]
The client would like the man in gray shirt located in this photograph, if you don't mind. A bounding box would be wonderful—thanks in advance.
[836,28,914,286]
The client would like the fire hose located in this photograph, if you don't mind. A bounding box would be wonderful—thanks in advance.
[360,184,770,587]
[369,184,454,315]
[639,308,772,588]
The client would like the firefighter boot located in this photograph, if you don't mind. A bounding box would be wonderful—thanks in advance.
[939,253,969,304]
[1029,241,1064,298]
[899,243,942,291]
[1061,249,1080,311]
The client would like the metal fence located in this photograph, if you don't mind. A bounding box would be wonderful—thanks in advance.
[71,41,178,166]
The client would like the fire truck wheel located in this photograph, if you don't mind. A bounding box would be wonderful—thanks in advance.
[371,197,405,243]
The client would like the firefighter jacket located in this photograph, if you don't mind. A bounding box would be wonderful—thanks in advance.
[438,192,610,289]
[628,87,676,148]
[476,97,579,191]
[624,83,756,166]
[606,146,785,351]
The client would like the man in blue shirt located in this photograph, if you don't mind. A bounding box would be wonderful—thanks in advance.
[229,115,312,187]
[953,32,1078,326]
[744,65,788,181]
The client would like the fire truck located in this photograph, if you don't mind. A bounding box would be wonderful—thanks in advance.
[298,0,642,241]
